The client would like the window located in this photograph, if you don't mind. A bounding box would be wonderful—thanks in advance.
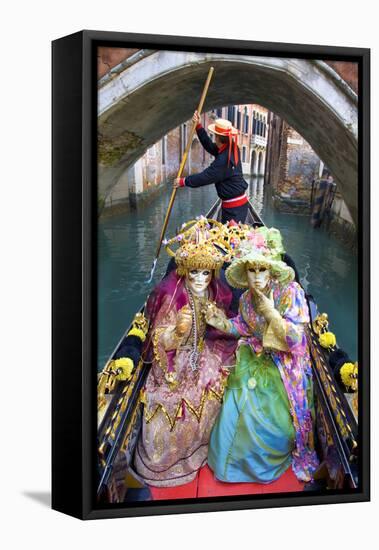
[252,116,256,135]
[227,106,235,124]
[242,146,246,163]
[216,108,223,118]
[243,107,248,133]
[237,110,241,130]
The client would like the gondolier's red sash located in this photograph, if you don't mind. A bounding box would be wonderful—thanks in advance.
[222,194,248,209]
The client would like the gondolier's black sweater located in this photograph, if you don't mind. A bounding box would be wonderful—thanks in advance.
[184,126,248,200]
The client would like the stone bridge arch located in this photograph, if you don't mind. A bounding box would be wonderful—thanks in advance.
[98,50,358,222]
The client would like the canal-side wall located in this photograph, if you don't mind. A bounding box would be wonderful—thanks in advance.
[100,158,168,218]
[267,116,321,215]
[327,192,357,251]
[266,113,356,249]
[99,115,215,218]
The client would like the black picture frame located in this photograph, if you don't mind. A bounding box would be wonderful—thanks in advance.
[52,30,370,520]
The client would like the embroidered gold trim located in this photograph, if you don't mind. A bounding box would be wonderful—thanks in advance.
[152,327,168,372]
[144,385,225,431]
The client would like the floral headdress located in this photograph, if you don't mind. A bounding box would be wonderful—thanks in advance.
[225,226,294,289]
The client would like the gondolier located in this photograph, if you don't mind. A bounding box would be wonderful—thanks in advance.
[174,111,249,224]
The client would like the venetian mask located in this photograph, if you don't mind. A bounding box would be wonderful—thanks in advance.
[185,269,212,297]
[247,264,271,291]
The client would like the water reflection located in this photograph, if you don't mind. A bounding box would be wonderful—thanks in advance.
[98,178,358,370]
[248,176,265,215]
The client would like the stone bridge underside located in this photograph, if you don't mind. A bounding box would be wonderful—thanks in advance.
[98,51,358,223]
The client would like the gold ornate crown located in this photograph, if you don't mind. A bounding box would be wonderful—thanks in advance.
[165,217,232,276]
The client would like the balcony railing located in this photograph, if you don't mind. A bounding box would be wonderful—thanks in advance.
[250,134,267,147]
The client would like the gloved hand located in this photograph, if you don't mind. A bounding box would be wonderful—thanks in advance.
[253,289,281,323]
[176,305,193,338]
[204,301,230,332]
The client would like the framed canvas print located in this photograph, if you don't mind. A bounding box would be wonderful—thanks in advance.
[52,30,370,520]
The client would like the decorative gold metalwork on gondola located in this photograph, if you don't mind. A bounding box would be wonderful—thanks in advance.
[307,329,358,450]
[127,312,149,341]
[100,359,144,445]
[97,312,148,412]
[98,360,119,412]
[312,313,329,335]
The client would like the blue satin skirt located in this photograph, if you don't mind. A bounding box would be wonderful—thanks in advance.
[208,344,296,483]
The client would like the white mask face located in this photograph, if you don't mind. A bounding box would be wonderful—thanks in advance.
[186,269,212,297]
[247,266,270,291]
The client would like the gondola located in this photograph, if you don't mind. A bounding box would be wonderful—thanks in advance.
[97,199,358,503]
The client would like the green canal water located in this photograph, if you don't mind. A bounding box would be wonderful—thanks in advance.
[98,178,358,371]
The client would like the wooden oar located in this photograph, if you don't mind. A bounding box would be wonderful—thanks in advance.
[146,66,214,283]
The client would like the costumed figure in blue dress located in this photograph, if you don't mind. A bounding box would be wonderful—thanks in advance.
[205,227,319,483]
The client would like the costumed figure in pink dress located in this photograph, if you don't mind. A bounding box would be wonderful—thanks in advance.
[133,218,237,487]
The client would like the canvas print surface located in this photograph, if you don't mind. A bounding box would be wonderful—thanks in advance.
[96,46,359,505]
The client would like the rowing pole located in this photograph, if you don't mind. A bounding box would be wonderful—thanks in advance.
[146,66,214,283]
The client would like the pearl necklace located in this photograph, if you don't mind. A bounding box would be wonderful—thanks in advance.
[185,286,207,372]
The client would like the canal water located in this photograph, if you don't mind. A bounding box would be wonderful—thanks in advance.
[98,178,358,371]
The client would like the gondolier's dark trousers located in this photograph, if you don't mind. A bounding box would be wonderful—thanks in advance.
[221,203,248,224]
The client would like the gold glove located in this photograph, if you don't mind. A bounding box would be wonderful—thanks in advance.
[254,289,281,323]
[203,301,231,332]
[176,305,192,337]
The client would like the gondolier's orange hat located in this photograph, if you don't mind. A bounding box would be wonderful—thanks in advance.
[208,118,238,136]
[208,118,239,167]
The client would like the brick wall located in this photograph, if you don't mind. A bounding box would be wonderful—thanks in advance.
[325,61,358,94]
[97,47,139,79]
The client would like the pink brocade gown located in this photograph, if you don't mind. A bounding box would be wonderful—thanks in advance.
[133,286,236,487]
